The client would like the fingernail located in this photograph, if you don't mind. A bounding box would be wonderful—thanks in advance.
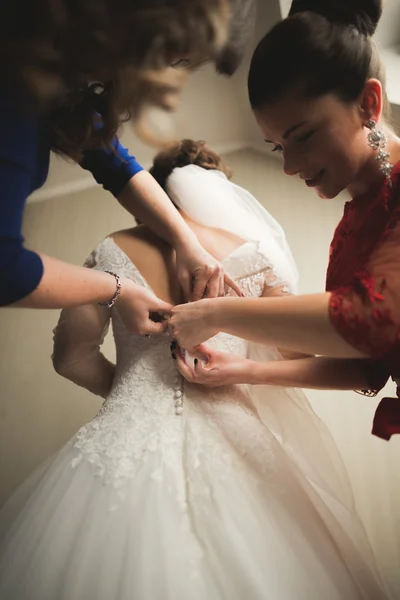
[194,358,198,366]
[170,341,177,350]
[171,353,177,360]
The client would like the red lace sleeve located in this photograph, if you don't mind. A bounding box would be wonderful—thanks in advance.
[328,166,400,362]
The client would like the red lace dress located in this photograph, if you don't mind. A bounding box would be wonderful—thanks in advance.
[327,159,400,440]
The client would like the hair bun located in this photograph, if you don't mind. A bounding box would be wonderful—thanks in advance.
[288,0,382,36]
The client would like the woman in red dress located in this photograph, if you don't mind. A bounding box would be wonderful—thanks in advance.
[168,0,400,440]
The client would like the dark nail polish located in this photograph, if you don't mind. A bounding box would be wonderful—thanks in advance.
[170,341,177,350]
[171,353,177,360]
[194,358,198,366]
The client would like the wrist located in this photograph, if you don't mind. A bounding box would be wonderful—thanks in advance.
[205,298,225,334]
[98,271,122,308]
[118,277,137,304]
[208,297,237,334]
[173,229,200,253]
[95,270,123,305]
[248,360,270,385]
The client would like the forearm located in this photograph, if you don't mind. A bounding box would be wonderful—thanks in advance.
[118,171,198,250]
[210,294,366,358]
[278,349,313,360]
[262,289,312,360]
[250,356,371,390]
[10,254,117,309]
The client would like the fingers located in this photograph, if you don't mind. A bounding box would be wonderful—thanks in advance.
[167,317,178,340]
[191,266,213,302]
[174,348,195,382]
[190,264,243,301]
[223,273,243,297]
[218,272,225,298]
[141,320,167,335]
[191,358,211,381]
[148,300,172,331]
[178,273,191,302]
[149,299,173,313]
[189,343,211,361]
[205,267,221,299]
[173,345,218,387]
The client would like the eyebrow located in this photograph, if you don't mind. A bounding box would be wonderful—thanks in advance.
[264,120,308,144]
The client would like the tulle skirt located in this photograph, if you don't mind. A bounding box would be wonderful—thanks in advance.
[0,392,389,600]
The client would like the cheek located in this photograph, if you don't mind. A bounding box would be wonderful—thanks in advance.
[328,122,366,168]
[322,133,361,179]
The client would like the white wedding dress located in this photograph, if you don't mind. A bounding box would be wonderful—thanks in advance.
[0,236,390,600]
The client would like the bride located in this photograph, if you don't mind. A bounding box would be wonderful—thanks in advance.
[0,140,391,599]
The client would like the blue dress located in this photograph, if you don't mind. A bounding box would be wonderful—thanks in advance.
[0,89,143,305]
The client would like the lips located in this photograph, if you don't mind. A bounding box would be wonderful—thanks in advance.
[304,169,324,188]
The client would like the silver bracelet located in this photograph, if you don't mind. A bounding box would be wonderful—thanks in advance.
[99,271,122,308]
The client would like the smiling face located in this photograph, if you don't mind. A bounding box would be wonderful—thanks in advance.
[254,88,377,199]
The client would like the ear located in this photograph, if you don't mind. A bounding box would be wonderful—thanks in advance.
[359,78,383,124]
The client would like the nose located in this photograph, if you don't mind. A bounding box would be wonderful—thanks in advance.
[282,151,300,177]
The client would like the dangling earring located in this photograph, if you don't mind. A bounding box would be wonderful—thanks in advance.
[366,119,393,187]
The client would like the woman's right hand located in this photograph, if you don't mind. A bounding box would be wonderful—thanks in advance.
[117,278,172,335]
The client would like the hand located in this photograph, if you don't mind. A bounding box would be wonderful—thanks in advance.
[168,299,219,349]
[173,343,256,387]
[117,278,172,335]
[175,241,242,301]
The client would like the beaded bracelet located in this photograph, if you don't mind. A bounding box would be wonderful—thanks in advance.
[98,271,122,308]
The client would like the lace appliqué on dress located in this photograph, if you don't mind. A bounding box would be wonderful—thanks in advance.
[68,238,282,504]
[224,240,291,297]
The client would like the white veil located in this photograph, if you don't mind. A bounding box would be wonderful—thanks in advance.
[166,164,386,591]
[167,165,299,293]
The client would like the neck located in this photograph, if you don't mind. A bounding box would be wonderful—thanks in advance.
[347,128,400,198]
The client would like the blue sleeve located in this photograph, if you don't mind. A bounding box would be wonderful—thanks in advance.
[0,92,45,306]
[80,136,144,198]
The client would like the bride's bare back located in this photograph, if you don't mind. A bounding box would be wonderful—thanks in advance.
[111,218,245,305]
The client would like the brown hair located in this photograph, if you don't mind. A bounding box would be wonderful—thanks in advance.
[248,0,390,120]
[149,139,232,191]
[0,0,245,159]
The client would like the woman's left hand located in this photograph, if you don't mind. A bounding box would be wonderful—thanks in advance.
[173,343,256,387]
[175,242,242,301]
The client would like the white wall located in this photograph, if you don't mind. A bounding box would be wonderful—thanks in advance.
[237,0,283,149]
[31,63,251,203]
[375,0,400,48]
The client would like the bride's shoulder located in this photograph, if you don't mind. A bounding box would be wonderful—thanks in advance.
[84,229,173,292]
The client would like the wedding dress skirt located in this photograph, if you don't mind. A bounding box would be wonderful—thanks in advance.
[0,238,390,600]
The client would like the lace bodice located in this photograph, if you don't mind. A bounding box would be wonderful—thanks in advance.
[53,237,289,494]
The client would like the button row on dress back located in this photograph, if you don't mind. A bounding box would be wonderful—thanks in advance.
[174,374,184,416]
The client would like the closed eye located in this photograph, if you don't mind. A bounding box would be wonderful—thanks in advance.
[264,139,283,153]
[296,130,315,144]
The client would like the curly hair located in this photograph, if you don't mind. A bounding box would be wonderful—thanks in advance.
[149,139,232,192]
[0,0,239,159]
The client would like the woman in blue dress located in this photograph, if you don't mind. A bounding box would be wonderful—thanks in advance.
[0,0,253,330]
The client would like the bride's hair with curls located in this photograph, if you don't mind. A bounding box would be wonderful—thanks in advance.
[0,0,255,159]
[149,139,232,191]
